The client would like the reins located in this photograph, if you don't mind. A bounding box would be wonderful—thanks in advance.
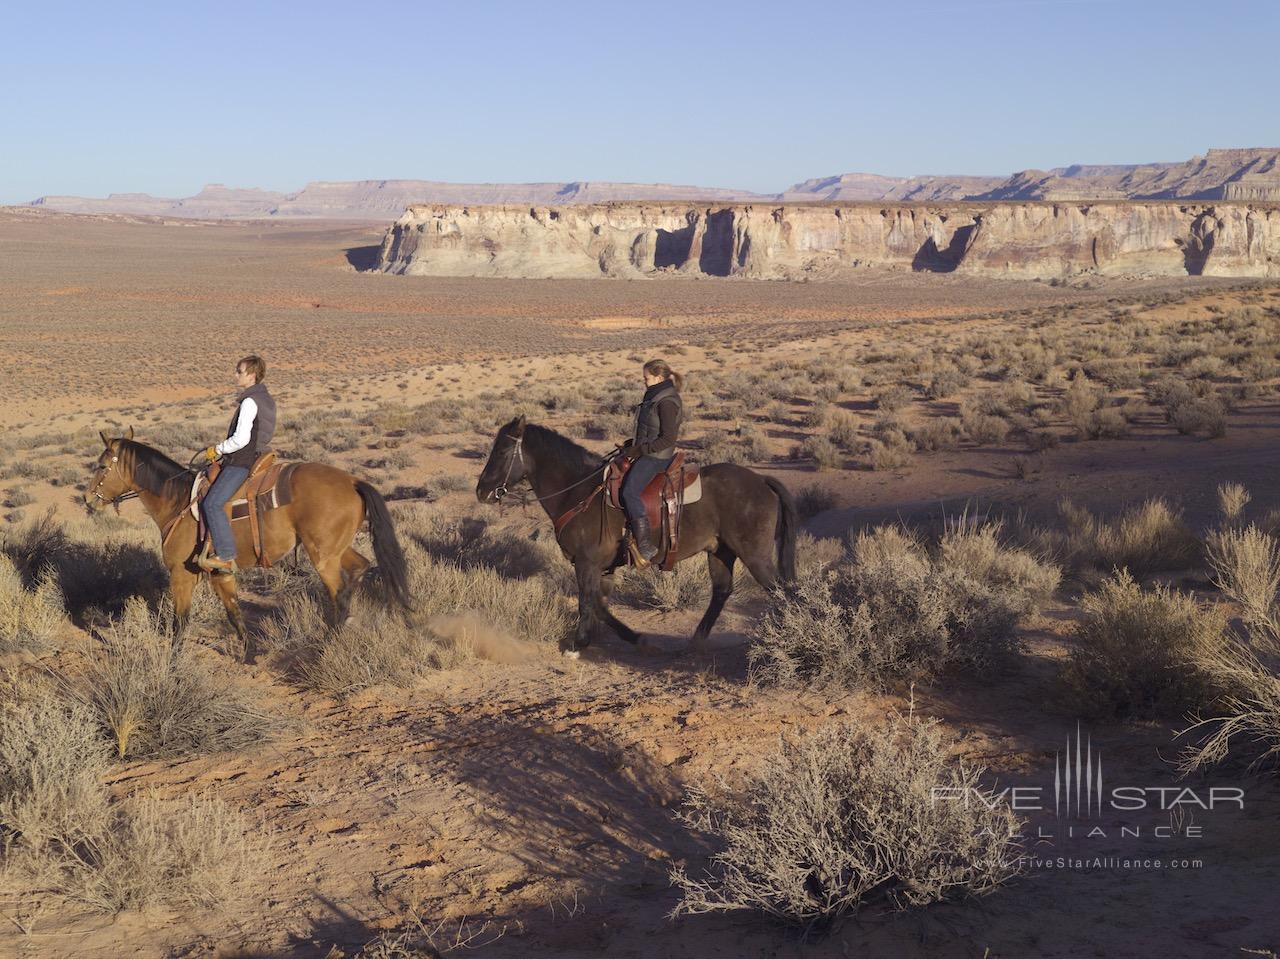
[494,434,617,536]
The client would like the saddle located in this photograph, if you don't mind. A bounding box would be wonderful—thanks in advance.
[605,451,702,570]
[178,451,298,569]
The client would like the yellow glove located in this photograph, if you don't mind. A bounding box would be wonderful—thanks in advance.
[204,447,218,463]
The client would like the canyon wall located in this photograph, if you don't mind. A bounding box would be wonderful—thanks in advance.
[377,201,1280,280]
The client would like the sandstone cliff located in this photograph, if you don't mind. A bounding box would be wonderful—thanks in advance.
[377,201,1280,280]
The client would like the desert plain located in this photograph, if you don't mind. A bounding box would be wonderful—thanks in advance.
[2,207,1280,958]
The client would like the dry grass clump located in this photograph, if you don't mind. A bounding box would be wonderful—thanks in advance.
[1,675,110,847]
[1,675,261,914]
[82,600,283,759]
[266,520,569,695]
[1060,571,1227,719]
[750,523,1057,690]
[614,561,708,612]
[1179,524,1280,772]
[670,714,1021,936]
[0,554,65,653]
[1046,498,1200,577]
[795,485,837,519]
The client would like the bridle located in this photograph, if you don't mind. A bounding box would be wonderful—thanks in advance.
[88,452,139,514]
[490,432,616,537]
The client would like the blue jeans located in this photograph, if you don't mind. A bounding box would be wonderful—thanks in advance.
[201,465,249,560]
[621,453,673,524]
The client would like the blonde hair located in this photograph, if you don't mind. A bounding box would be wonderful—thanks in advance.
[643,358,683,392]
[238,354,266,383]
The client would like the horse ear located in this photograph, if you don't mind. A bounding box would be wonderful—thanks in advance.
[513,414,527,437]
[99,430,110,447]
[125,425,134,440]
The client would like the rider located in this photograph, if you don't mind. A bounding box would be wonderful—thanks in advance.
[195,355,277,573]
[620,358,683,562]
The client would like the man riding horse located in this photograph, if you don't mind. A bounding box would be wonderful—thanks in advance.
[194,354,275,573]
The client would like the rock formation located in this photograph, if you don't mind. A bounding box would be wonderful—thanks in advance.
[377,201,1280,280]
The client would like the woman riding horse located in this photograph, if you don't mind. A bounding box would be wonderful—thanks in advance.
[621,359,683,563]
[476,412,796,655]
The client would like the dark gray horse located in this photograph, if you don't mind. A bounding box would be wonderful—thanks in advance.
[476,416,796,654]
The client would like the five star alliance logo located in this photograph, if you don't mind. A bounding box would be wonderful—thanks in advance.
[1055,724,1103,819]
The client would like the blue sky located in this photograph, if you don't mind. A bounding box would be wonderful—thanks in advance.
[2,0,1276,203]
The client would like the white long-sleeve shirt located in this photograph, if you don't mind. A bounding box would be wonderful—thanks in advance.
[215,397,258,456]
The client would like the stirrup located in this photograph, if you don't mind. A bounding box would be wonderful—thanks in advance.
[627,536,653,570]
[196,540,236,574]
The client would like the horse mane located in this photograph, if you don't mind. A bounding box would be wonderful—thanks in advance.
[121,439,190,497]
[523,423,604,474]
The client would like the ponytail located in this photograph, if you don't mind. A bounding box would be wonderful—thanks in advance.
[643,358,683,392]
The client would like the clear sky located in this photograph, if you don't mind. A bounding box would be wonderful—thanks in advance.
[3,0,1277,203]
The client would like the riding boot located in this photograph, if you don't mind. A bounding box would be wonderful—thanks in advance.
[631,513,659,563]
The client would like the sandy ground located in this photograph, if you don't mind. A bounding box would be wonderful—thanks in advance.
[2,213,1279,957]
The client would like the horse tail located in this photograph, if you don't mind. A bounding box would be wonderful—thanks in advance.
[765,477,797,584]
[355,480,413,612]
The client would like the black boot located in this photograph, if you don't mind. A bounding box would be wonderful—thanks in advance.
[631,513,659,563]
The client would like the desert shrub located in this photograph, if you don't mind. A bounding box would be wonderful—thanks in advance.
[11,790,261,914]
[1218,482,1251,524]
[909,418,962,452]
[0,678,261,914]
[1169,396,1227,437]
[1060,571,1227,719]
[799,401,829,430]
[863,433,913,471]
[1081,405,1131,440]
[0,677,110,847]
[701,429,752,466]
[614,561,708,612]
[1180,524,1280,773]
[0,554,65,653]
[4,487,34,508]
[796,486,837,519]
[670,715,1021,934]
[264,528,569,694]
[1050,498,1200,577]
[82,600,283,759]
[801,436,842,471]
[924,365,968,400]
[873,384,912,412]
[1058,373,1103,438]
[961,412,1011,446]
[750,524,1056,689]
[826,410,859,450]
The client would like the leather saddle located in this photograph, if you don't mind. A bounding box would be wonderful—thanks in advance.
[182,451,298,568]
[606,451,702,570]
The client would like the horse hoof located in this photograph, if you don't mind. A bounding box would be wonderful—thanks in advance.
[561,649,581,661]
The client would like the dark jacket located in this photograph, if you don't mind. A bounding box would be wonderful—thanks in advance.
[633,380,681,459]
[222,382,277,469]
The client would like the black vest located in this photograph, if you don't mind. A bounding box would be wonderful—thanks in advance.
[224,382,276,469]
[633,380,681,458]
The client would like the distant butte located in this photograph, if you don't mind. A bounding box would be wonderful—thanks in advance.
[24,148,1280,220]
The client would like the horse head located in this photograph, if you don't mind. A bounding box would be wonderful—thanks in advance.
[84,426,135,512]
[476,415,528,504]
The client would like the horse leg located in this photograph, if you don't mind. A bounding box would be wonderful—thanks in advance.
[597,571,640,646]
[336,547,371,625]
[208,572,254,664]
[168,566,197,658]
[567,562,604,656]
[692,545,737,651]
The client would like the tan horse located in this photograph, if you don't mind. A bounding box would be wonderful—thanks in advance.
[85,429,411,663]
